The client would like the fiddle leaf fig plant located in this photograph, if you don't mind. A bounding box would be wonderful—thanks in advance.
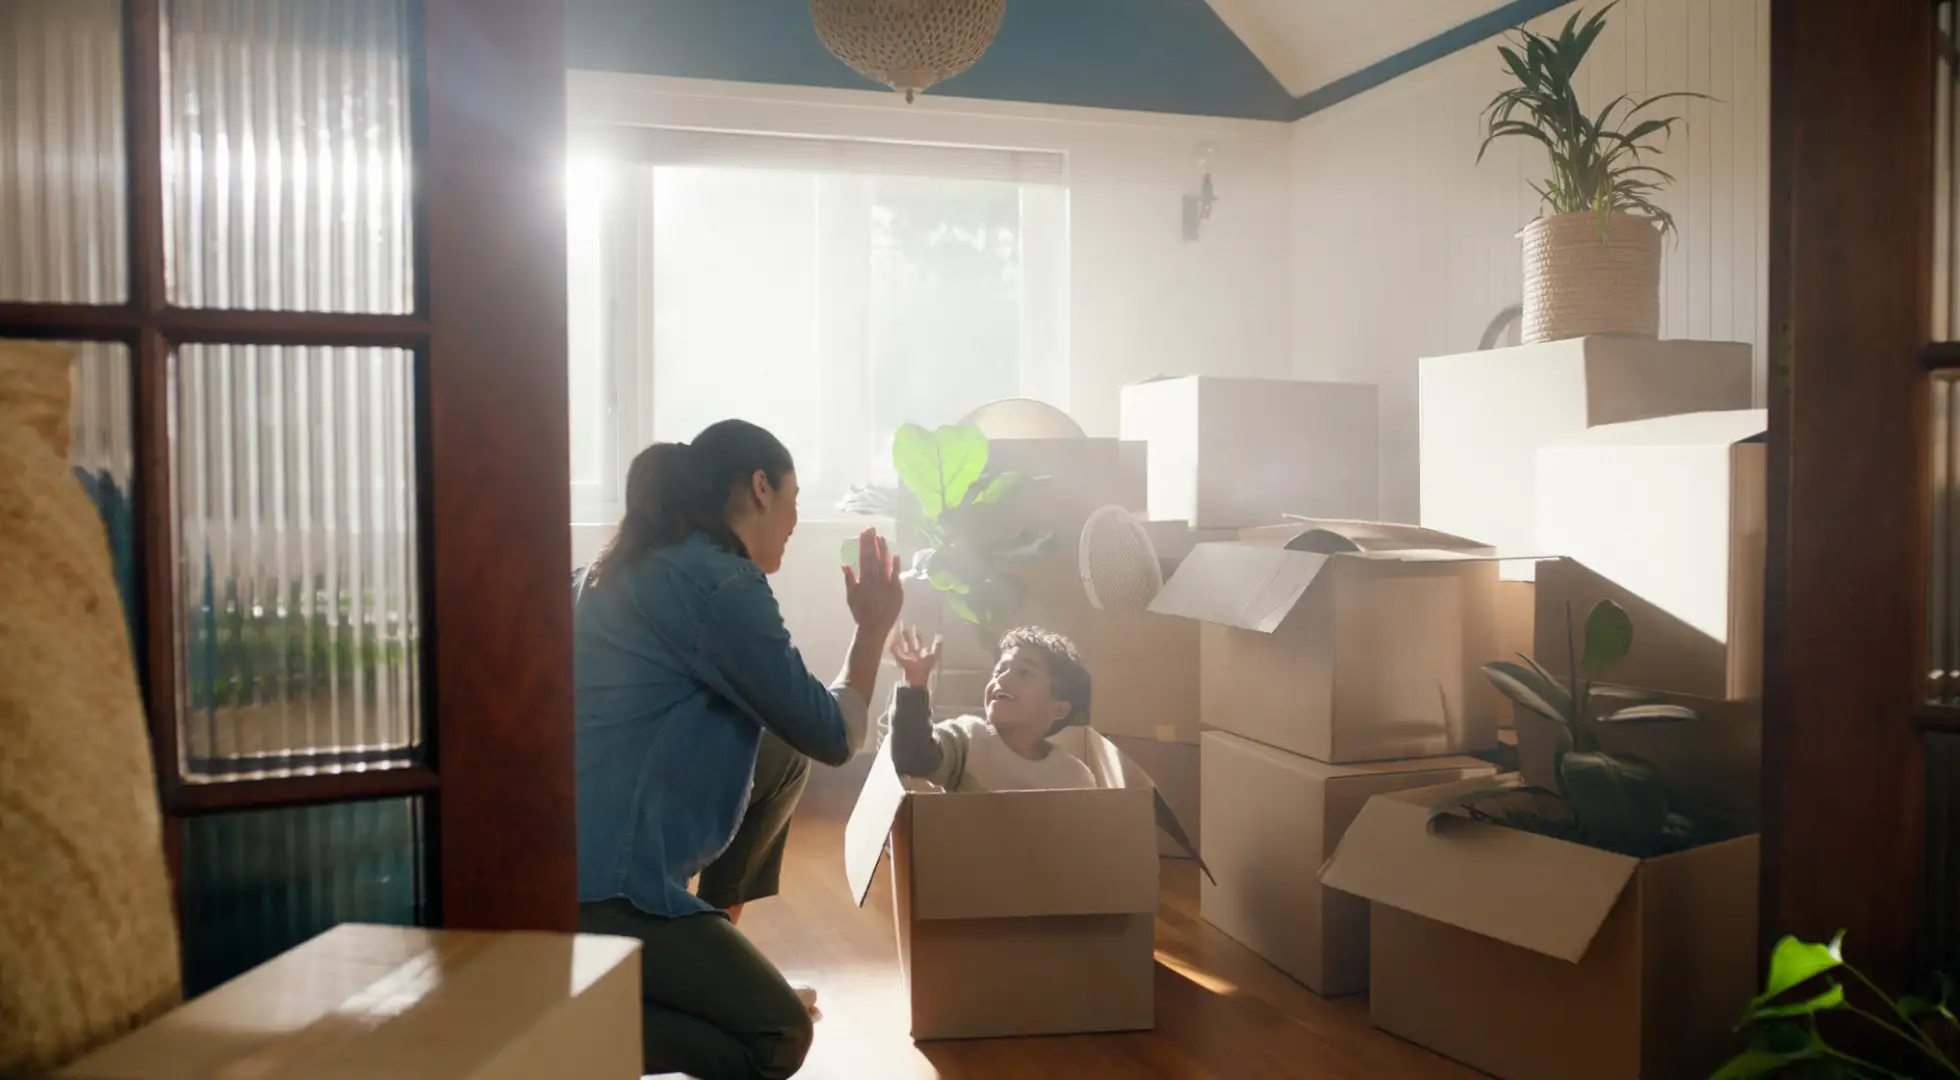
[1480,2,1708,236]
[1429,598,1701,858]
[838,423,1053,640]
[1712,931,1960,1079]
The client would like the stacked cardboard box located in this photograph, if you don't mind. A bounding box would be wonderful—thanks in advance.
[1146,520,1515,997]
[1322,392,1767,1078]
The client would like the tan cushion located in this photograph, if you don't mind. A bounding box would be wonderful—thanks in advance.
[0,340,181,1073]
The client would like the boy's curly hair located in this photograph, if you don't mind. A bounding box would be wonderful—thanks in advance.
[998,626,1092,735]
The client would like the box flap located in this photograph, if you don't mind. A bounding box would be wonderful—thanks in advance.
[1270,517,1494,555]
[1548,408,1766,449]
[1079,727,1210,879]
[1146,541,1329,633]
[1206,730,1493,782]
[1317,780,1640,963]
[845,734,910,907]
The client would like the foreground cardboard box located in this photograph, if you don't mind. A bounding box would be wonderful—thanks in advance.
[1119,375,1379,528]
[1321,781,1759,1080]
[1200,733,1491,997]
[1109,733,1199,858]
[60,924,642,1080]
[845,727,1202,1040]
[1149,523,1514,763]
[1535,410,1767,700]
[1418,337,1753,581]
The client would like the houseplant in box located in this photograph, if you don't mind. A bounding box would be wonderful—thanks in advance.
[1481,3,1706,344]
[837,422,1053,652]
[1433,598,1703,857]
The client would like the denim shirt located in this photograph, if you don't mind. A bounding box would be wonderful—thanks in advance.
[574,533,869,917]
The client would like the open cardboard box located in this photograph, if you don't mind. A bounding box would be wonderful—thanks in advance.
[1320,780,1759,1080]
[1535,410,1767,701]
[1148,521,1530,763]
[1200,732,1493,997]
[844,726,1203,1041]
[59,924,642,1080]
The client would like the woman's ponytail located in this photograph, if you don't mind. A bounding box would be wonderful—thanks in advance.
[586,420,794,584]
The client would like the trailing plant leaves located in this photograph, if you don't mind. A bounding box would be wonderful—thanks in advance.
[1754,933,1846,1006]
[1580,599,1633,677]
[1558,749,1670,857]
[969,473,1022,505]
[1481,661,1569,724]
[1599,703,1699,724]
[1745,982,1846,1022]
[1901,972,1956,1022]
[1708,1019,1827,1080]
[1425,783,1564,834]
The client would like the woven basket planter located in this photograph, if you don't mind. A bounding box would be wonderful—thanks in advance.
[1519,211,1664,344]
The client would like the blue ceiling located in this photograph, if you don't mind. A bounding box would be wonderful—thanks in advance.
[565,0,1298,121]
[564,0,1574,123]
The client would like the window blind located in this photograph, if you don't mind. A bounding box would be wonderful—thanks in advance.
[579,125,1068,186]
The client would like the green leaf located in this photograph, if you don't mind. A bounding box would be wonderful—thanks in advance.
[890,423,989,519]
[944,593,980,625]
[969,472,1023,505]
[928,570,972,595]
[1746,982,1846,1022]
[1599,703,1699,724]
[1580,599,1634,677]
[1481,661,1569,724]
[1754,933,1846,1006]
[1588,684,1656,702]
[1558,750,1670,856]
[839,537,859,569]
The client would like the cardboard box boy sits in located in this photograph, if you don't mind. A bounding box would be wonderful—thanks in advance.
[883,625,1096,792]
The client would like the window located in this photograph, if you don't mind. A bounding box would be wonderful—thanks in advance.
[566,130,1069,523]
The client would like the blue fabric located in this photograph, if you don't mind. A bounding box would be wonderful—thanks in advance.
[574,533,864,917]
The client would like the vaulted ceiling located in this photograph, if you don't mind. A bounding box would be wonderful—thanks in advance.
[565,0,1571,122]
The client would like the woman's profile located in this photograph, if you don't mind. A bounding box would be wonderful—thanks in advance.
[573,419,903,1080]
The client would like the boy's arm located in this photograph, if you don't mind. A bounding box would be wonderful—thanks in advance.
[887,686,966,790]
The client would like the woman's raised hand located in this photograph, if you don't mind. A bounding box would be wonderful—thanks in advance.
[842,527,904,638]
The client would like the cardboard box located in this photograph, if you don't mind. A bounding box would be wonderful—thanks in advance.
[1119,375,1379,529]
[60,924,642,1080]
[844,727,1200,1040]
[1108,733,1200,858]
[1320,781,1759,1080]
[1148,525,1515,763]
[1535,410,1767,700]
[984,436,1147,538]
[1014,555,1203,745]
[1495,579,1534,728]
[1199,732,1492,997]
[1418,337,1753,581]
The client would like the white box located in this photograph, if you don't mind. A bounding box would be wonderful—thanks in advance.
[1418,338,1752,580]
[1534,410,1767,700]
[1119,376,1378,529]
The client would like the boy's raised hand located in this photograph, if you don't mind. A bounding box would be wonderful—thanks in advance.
[888,625,943,689]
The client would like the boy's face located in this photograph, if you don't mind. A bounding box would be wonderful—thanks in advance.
[984,646,1073,737]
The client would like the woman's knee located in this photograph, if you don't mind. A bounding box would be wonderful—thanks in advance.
[750,1009,814,1080]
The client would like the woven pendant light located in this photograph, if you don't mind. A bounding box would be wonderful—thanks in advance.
[810,0,1007,103]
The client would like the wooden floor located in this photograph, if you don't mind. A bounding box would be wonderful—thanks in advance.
[737,782,1482,1080]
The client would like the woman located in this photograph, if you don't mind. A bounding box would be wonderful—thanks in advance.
[573,419,903,1080]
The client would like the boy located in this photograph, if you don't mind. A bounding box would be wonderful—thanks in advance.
[883,624,1096,792]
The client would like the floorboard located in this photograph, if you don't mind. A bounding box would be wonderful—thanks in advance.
[735,784,1482,1079]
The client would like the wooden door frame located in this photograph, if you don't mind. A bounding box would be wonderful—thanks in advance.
[0,0,576,936]
[1763,0,1936,988]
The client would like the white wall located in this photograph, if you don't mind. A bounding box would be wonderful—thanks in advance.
[1288,0,1771,522]
[568,73,1296,678]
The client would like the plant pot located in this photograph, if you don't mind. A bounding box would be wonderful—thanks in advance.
[1519,211,1663,344]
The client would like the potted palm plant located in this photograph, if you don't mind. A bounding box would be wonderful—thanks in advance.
[1481,3,1704,344]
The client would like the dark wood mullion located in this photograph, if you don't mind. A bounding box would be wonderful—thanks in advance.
[423,0,576,933]
[0,304,429,348]
[168,765,443,816]
[1764,0,1938,992]
[1923,341,1960,370]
